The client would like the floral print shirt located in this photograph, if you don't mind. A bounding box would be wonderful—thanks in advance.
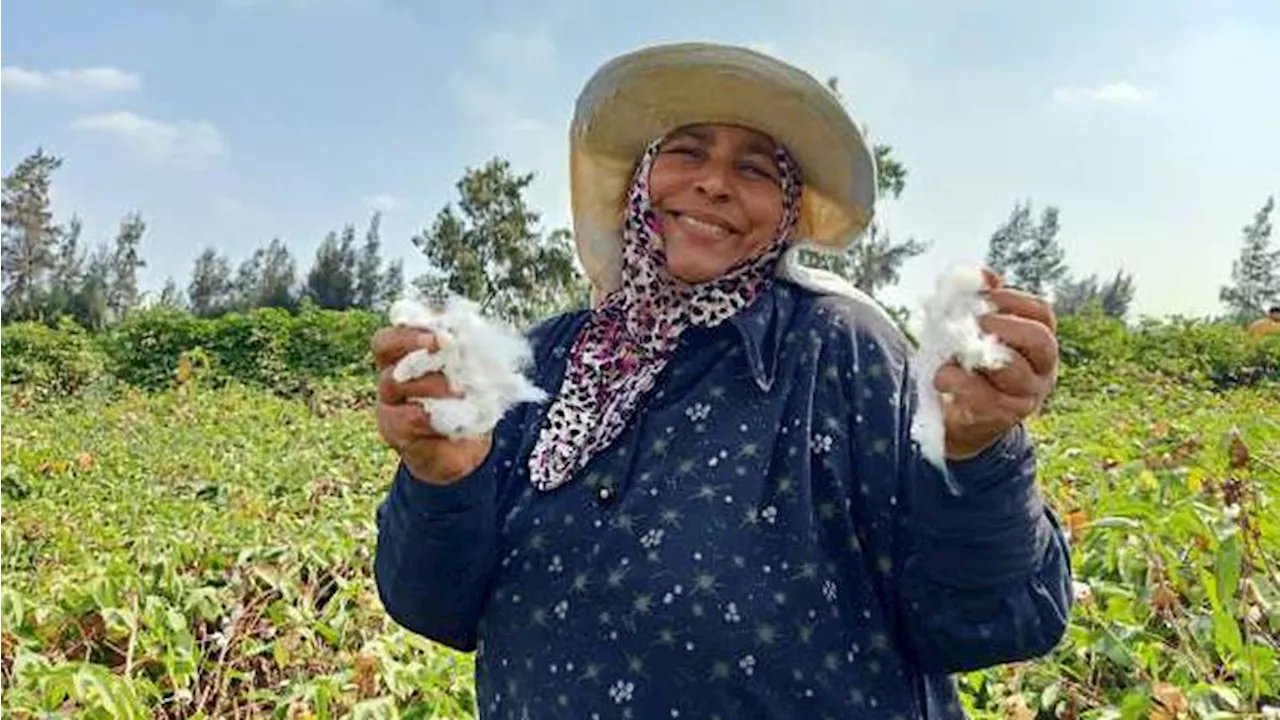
[375,279,1073,719]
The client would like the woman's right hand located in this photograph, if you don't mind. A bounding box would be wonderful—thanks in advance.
[372,326,493,485]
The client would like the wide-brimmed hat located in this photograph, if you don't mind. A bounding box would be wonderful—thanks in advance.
[570,41,879,297]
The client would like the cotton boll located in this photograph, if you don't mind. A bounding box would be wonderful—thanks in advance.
[388,296,548,439]
[910,266,1014,493]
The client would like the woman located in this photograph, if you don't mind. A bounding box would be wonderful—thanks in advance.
[373,42,1071,719]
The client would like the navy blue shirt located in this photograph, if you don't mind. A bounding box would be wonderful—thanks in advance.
[375,279,1072,719]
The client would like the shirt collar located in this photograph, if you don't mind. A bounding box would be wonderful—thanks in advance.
[726,279,796,392]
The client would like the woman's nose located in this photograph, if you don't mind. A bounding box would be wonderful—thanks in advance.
[693,162,734,201]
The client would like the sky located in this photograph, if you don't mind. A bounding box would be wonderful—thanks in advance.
[2,0,1278,321]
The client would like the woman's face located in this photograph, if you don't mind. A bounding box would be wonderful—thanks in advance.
[648,123,787,284]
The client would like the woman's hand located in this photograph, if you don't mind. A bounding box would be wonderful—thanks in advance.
[936,270,1059,461]
[372,326,493,485]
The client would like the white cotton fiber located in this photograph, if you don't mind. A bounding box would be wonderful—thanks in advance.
[909,266,1014,492]
[388,296,548,438]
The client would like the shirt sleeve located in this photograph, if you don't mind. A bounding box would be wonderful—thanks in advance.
[372,310,586,652]
[887,356,1074,675]
[374,455,503,651]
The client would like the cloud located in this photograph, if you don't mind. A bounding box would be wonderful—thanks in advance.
[71,112,226,163]
[1,66,141,96]
[1052,82,1157,106]
[361,194,400,212]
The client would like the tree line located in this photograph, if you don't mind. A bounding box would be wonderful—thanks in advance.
[3,137,1276,331]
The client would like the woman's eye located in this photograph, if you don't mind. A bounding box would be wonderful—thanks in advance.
[742,163,778,181]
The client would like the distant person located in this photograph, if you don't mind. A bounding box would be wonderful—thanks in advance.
[370,42,1071,719]
[1248,306,1280,337]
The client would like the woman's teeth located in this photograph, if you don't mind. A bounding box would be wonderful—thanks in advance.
[677,214,732,238]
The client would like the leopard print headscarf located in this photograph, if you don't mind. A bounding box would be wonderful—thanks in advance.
[528,134,803,491]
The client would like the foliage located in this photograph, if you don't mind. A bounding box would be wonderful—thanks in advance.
[2,385,476,718]
[985,200,1069,295]
[2,345,1277,716]
[2,148,64,322]
[100,304,381,392]
[1054,311,1280,392]
[410,158,588,327]
[0,317,111,401]
[1220,196,1280,322]
[1055,270,1136,320]
[957,377,1278,720]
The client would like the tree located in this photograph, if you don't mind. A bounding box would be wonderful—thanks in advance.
[841,225,929,295]
[188,248,235,318]
[73,244,113,330]
[305,225,359,310]
[381,258,405,308]
[2,148,63,322]
[985,200,1068,295]
[234,238,297,310]
[793,77,927,294]
[356,212,383,310]
[156,277,186,309]
[107,212,147,322]
[1219,196,1279,321]
[255,238,298,310]
[45,215,85,321]
[1055,269,1135,319]
[411,157,587,326]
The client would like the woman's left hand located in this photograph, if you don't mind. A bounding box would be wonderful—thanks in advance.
[936,269,1059,461]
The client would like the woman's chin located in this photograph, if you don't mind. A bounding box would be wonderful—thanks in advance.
[665,256,723,285]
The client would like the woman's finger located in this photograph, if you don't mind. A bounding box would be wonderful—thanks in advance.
[978,313,1059,378]
[985,288,1058,333]
[371,327,441,370]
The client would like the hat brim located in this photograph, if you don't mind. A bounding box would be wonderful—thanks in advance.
[570,42,878,297]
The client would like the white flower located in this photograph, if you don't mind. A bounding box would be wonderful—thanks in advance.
[609,679,635,704]
[685,402,711,422]
[822,580,838,602]
[640,528,665,549]
[553,600,569,620]
[738,654,756,677]
[723,602,742,623]
[812,434,834,455]
[761,506,778,524]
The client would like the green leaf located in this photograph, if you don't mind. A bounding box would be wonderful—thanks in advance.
[1212,606,1243,658]
[1213,533,1241,608]
[1119,689,1151,720]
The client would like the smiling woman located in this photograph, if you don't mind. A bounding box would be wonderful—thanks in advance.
[370,41,1071,720]
[650,124,787,284]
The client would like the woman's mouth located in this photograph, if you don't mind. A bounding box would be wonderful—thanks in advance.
[669,211,738,240]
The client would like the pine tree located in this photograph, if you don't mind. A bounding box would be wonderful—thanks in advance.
[2,148,64,321]
[107,212,147,322]
[304,226,359,310]
[1219,196,1279,321]
[188,248,235,318]
[985,201,1068,295]
[46,215,85,321]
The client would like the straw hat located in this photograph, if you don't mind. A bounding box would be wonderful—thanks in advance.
[570,41,879,298]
